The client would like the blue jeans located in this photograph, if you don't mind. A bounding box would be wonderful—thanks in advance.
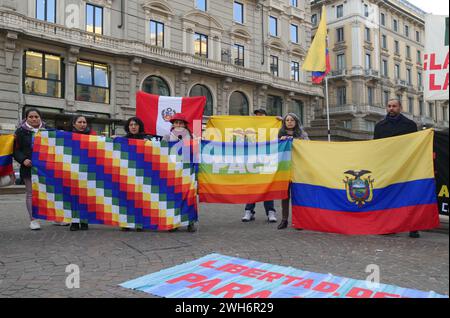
[245,201,276,216]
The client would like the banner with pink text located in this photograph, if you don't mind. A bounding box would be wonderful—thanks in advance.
[424,14,449,100]
[120,253,447,298]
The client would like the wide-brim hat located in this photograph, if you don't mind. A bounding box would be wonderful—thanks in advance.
[169,113,189,124]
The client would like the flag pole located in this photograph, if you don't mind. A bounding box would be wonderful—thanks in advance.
[325,29,331,142]
[325,74,331,142]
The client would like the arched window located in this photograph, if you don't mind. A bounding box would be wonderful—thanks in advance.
[142,76,170,96]
[229,91,249,115]
[189,84,213,116]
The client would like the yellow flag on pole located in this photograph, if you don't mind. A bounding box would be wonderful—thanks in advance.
[303,5,328,72]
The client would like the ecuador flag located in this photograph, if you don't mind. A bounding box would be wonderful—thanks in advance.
[0,135,14,177]
[302,5,330,84]
[291,129,440,235]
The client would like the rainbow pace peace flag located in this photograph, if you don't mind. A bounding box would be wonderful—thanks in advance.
[0,135,14,177]
[198,140,291,203]
[31,130,197,230]
[291,129,440,235]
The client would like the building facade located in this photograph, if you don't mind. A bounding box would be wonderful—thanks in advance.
[309,0,449,140]
[0,0,322,135]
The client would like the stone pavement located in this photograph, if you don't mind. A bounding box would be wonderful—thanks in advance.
[0,194,448,298]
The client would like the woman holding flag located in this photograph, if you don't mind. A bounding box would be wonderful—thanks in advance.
[277,113,309,230]
[163,113,197,233]
[69,115,96,231]
[13,108,59,230]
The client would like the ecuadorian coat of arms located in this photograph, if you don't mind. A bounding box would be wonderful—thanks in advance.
[343,170,374,208]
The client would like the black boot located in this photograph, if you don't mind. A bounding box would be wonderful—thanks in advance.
[277,220,288,230]
[80,222,89,230]
[187,222,197,233]
[409,231,420,238]
[70,223,80,231]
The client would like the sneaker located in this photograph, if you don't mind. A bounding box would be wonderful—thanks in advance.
[267,211,277,223]
[30,220,41,230]
[242,210,255,222]
[53,221,70,226]
[69,223,80,231]
[409,231,420,238]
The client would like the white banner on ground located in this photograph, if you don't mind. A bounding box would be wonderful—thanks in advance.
[424,15,449,101]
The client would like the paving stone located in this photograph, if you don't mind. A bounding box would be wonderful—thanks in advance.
[0,194,448,297]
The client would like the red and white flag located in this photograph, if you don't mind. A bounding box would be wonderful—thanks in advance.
[136,91,206,137]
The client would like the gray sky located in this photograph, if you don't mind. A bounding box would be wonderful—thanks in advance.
[406,0,449,15]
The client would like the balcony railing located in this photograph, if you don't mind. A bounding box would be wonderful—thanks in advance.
[324,105,386,116]
[395,79,408,88]
[330,69,347,78]
[0,10,323,97]
[364,69,379,77]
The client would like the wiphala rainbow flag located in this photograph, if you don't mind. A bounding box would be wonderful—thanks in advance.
[32,131,197,230]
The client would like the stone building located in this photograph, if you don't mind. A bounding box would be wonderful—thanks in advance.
[0,0,322,135]
[309,0,449,140]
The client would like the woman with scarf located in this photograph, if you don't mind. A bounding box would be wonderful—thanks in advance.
[163,114,197,233]
[277,113,309,230]
[13,108,61,230]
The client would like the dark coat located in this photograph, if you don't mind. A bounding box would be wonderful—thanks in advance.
[72,127,96,135]
[13,122,51,179]
[374,114,418,140]
[125,133,161,141]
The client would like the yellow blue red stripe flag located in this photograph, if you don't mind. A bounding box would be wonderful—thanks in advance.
[302,5,331,84]
[291,129,440,235]
[0,135,14,177]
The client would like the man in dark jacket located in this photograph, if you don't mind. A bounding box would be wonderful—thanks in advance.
[374,99,420,238]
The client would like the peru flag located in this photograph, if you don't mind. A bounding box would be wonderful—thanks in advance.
[136,91,206,137]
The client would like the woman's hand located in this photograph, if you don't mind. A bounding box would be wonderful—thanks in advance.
[23,159,32,167]
[280,136,288,141]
